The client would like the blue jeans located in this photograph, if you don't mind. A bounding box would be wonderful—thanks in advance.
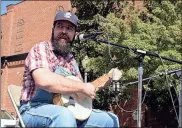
[19,89,119,127]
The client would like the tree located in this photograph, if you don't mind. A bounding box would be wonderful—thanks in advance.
[71,0,181,111]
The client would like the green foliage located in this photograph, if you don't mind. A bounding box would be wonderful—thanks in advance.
[71,0,182,108]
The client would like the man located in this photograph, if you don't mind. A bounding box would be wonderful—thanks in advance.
[19,11,119,127]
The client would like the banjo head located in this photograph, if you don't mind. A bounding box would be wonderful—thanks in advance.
[67,95,92,120]
[63,76,92,120]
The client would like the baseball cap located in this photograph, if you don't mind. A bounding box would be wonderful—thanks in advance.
[54,11,78,28]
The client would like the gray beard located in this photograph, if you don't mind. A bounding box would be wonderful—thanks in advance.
[51,30,73,57]
[52,40,72,58]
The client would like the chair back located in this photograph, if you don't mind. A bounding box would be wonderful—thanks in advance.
[8,85,25,127]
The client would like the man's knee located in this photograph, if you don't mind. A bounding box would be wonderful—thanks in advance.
[50,106,76,127]
[88,109,115,127]
[107,112,120,127]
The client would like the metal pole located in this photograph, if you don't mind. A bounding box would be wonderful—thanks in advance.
[179,74,182,127]
[137,66,143,127]
[137,55,144,127]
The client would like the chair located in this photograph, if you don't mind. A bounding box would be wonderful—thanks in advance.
[8,84,25,127]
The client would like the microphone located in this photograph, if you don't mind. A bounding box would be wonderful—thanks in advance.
[75,32,103,41]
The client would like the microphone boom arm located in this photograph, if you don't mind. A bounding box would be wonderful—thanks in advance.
[93,38,182,64]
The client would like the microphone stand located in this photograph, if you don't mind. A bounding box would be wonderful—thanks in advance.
[136,54,143,127]
[180,74,182,127]
[176,71,182,127]
[93,38,182,127]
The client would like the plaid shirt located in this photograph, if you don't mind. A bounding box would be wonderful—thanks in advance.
[20,41,82,102]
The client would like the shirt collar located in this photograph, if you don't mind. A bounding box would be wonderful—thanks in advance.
[47,40,54,51]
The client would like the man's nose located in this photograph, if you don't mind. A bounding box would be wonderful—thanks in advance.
[61,27,67,33]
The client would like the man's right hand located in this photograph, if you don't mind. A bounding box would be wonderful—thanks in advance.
[83,83,96,99]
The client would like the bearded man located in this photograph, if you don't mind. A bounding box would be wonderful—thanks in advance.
[19,11,119,127]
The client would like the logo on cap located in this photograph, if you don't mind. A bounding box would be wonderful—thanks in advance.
[64,12,72,18]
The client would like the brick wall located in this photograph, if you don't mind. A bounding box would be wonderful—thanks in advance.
[111,88,147,127]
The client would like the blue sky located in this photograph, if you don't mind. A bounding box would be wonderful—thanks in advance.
[1,1,22,15]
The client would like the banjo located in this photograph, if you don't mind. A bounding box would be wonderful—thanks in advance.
[53,68,122,121]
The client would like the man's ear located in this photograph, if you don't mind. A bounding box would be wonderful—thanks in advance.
[74,32,79,40]
[75,32,79,37]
